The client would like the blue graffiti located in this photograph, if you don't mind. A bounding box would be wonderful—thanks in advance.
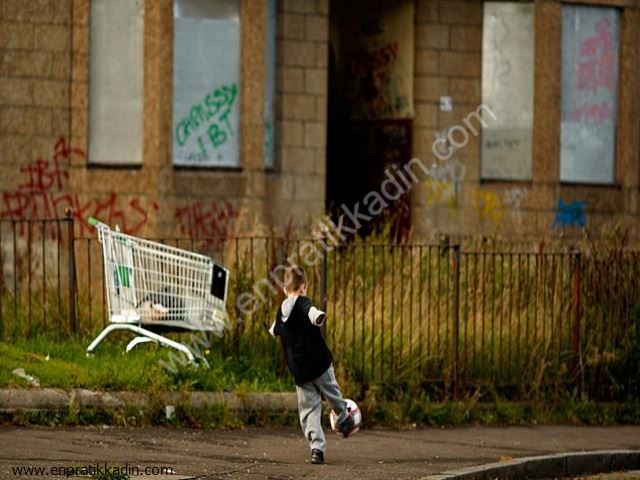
[553,199,586,228]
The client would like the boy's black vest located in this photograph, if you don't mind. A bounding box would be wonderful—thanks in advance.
[273,296,332,385]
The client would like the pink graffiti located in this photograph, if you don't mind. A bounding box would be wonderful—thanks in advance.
[576,18,616,93]
[1,137,158,237]
[175,201,237,241]
[568,100,613,123]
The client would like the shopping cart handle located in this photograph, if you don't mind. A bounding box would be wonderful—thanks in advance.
[88,217,100,227]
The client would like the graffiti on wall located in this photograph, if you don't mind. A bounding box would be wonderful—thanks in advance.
[174,83,238,165]
[175,200,238,240]
[472,190,504,225]
[502,187,528,224]
[339,1,414,120]
[561,7,619,183]
[567,17,616,124]
[553,199,587,228]
[1,137,242,240]
[421,146,528,227]
[422,158,466,207]
[0,137,159,236]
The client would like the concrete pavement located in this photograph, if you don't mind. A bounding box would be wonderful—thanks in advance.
[1,425,639,479]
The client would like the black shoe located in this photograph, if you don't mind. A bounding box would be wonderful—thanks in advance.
[338,414,358,438]
[310,449,324,464]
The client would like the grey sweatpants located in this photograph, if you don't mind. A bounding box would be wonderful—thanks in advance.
[296,365,348,453]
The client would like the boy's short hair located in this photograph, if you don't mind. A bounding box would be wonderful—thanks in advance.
[284,265,307,294]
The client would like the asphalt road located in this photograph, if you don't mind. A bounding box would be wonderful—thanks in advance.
[1,425,640,479]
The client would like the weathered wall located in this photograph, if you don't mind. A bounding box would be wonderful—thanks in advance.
[0,0,329,242]
[267,0,328,229]
[2,0,639,243]
[411,0,640,241]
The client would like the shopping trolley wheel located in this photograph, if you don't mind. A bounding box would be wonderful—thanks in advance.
[85,352,94,358]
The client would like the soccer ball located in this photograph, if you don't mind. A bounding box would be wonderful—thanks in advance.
[329,398,362,436]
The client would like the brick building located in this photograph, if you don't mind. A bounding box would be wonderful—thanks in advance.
[1,0,639,242]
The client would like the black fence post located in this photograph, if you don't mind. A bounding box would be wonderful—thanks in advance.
[320,248,328,341]
[571,251,582,387]
[276,239,287,374]
[65,210,77,336]
[452,243,461,400]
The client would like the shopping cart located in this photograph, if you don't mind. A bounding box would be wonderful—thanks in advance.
[86,218,230,362]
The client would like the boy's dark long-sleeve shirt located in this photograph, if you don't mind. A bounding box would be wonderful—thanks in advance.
[271,295,332,386]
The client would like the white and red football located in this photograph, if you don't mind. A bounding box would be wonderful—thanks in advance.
[329,398,362,436]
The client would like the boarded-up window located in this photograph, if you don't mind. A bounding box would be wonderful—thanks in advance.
[89,0,144,165]
[481,2,535,180]
[561,6,619,184]
[264,0,276,168]
[173,0,241,167]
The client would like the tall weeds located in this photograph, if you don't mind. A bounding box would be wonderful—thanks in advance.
[1,222,638,401]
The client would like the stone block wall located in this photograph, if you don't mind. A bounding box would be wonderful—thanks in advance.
[268,0,328,228]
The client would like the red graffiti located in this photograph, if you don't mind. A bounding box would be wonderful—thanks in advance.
[576,18,616,93]
[350,42,399,77]
[175,201,237,241]
[1,136,158,237]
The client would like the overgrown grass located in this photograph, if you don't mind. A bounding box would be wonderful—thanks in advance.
[228,227,640,401]
[0,335,293,393]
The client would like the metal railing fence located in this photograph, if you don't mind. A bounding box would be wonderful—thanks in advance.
[1,217,638,399]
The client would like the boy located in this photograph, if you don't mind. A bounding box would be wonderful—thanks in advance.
[269,265,357,465]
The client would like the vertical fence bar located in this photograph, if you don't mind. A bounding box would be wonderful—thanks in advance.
[27,220,32,336]
[490,251,496,378]
[533,253,539,374]
[352,245,356,368]
[361,245,366,380]
[445,241,450,366]
[497,252,503,380]
[400,245,404,370]
[452,244,460,399]
[608,254,615,354]
[418,245,423,374]
[516,253,521,380]
[409,245,414,371]
[542,254,548,362]
[332,245,337,351]
[87,238,92,334]
[472,252,478,373]
[391,245,395,371]
[507,252,513,379]
[66,212,77,335]
[341,245,347,357]
[549,254,555,370]
[235,237,240,349]
[480,251,486,372]
[13,220,18,339]
[400,246,404,370]
[320,243,327,314]
[463,251,469,379]
[436,244,441,363]
[57,221,62,333]
[0,222,4,340]
[427,246,432,371]
[381,245,385,382]
[371,245,377,381]
[572,251,581,385]
[558,254,566,373]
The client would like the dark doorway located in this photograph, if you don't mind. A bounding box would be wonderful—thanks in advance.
[326,0,415,238]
